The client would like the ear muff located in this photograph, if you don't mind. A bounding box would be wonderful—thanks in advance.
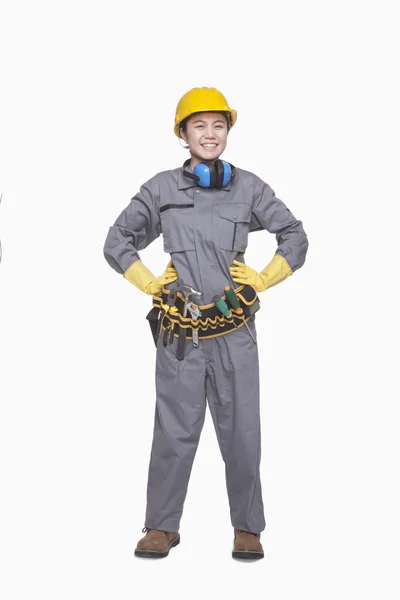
[221,161,233,187]
[182,158,235,188]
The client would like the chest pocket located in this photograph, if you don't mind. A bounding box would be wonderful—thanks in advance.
[159,203,196,253]
[216,203,252,252]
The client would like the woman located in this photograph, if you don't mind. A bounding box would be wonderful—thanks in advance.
[103,87,308,560]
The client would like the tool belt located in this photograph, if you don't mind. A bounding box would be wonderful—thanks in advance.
[146,284,260,347]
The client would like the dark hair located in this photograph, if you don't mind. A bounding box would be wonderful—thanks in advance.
[179,111,230,135]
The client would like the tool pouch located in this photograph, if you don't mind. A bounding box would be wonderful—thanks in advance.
[146,306,161,347]
[151,284,260,343]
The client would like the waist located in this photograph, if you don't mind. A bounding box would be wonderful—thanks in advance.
[152,283,260,339]
[162,263,244,305]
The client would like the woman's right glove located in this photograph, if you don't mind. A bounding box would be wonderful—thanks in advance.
[123,259,178,296]
[229,254,292,292]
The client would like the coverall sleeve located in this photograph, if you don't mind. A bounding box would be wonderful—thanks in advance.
[252,174,309,272]
[103,176,161,275]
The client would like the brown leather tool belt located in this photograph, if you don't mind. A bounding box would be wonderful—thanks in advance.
[146,284,260,344]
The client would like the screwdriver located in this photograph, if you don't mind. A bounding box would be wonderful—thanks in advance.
[212,295,238,327]
[224,286,257,344]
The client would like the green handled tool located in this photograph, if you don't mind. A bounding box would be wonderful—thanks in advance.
[224,286,257,344]
[213,295,237,327]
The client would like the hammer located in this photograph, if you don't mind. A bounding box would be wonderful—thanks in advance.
[173,284,202,360]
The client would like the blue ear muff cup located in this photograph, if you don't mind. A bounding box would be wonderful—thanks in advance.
[222,161,232,187]
[193,162,211,187]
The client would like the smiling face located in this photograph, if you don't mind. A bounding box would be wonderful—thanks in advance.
[179,111,229,168]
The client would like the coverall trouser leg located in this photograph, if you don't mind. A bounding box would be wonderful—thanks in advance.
[144,316,265,534]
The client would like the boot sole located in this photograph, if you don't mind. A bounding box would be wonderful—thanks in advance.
[232,550,264,560]
[134,535,180,558]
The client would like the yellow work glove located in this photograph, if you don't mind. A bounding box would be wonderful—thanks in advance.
[123,259,178,295]
[229,254,293,292]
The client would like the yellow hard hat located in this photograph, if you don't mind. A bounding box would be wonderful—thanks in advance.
[174,87,237,138]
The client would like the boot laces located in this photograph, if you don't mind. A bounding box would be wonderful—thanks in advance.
[142,526,167,536]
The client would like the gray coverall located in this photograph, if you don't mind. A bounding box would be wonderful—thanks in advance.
[103,164,308,534]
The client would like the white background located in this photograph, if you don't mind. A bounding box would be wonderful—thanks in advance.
[1,1,399,598]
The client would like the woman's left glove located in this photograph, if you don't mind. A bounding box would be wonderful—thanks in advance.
[229,254,293,292]
[123,259,178,296]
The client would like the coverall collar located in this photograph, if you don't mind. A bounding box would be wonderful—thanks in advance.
[177,162,232,191]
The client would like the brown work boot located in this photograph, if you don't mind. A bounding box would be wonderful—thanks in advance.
[134,527,180,558]
[232,528,264,559]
